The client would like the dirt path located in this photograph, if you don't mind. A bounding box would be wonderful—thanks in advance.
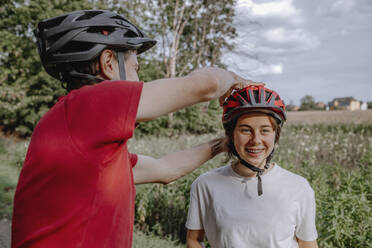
[0,219,10,248]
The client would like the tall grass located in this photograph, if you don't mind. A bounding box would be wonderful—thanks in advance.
[130,124,372,247]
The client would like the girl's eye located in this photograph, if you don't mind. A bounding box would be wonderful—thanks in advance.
[262,129,272,133]
[241,129,251,134]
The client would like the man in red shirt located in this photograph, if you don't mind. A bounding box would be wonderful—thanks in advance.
[12,10,256,248]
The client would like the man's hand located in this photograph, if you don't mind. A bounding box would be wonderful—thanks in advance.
[189,67,264,106]
[209,136,229,158]
[217,71,265,106]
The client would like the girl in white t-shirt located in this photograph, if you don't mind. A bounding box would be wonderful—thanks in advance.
[186,86,318,248]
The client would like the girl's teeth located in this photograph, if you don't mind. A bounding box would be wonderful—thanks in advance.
[247,149,262,153]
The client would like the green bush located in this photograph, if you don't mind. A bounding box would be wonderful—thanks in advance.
[133,229,184,248]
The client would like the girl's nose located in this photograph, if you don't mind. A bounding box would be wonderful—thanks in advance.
[249,132,261,145]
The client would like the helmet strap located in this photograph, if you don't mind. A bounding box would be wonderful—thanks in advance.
[66,70,104,83]
[117,51,126,80]
[234,148,275,196]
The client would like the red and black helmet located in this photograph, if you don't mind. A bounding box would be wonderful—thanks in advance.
[222,85,286,128]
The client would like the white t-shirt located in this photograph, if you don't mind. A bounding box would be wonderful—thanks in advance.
[186,164,318,248]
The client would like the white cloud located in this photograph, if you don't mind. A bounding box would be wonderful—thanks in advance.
[331,0,355,14]
[260,27,320,53]
[237,0,303,24]
[316,0,356,16]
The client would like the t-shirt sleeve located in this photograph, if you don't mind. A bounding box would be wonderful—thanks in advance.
[129,153,138,168]
[65,81,143,164]
[186,181,204,230]
[295,180,318,241]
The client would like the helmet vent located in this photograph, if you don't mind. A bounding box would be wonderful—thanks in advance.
[86,26,114,35]
[59,41,95,54]
[43,16,67,30]
[240,90,249,102]
[76,11,102,21]
[265,91,272,102]
[253,90,259,103]
[46,31,69,47]
[124,29,138,37]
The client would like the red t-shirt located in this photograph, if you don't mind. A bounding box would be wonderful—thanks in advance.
[12,80,143,248]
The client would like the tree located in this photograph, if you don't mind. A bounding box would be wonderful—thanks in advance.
[299,95,315,111]
[367,102,372,109]
[114,0,237,78]
[299,95,322,111]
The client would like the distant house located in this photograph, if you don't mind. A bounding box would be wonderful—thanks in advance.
[315,102,326,110]
[286,104,300,111]
[328,97,361,111]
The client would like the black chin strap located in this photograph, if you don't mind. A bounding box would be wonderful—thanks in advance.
[235,149,275,196]
[117,51,126,80]
[65,70,104,83]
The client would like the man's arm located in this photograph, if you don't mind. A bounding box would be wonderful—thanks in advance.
[297,238,318,248]
[133,137,226,184]
[136,67,252,122]
[187,229,205,248]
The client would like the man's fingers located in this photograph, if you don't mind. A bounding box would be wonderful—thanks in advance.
[219,71,265,106]
[231,71,265,87]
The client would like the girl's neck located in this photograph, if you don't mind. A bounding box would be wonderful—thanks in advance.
[232,160,274,178]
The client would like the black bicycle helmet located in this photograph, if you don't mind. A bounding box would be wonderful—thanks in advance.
[34,9,156,82]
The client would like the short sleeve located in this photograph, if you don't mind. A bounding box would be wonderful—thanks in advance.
[186,181,204,230]
[295,181,318,241]
[129,153,138,168]
[65,80,143,164]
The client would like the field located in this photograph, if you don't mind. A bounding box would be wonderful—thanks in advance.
[287,109,372,124]
[0,110,371,247]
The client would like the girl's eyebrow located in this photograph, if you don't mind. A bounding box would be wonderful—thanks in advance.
[261,125,273,128]
[238,124,252,128]
[238,124,273,129]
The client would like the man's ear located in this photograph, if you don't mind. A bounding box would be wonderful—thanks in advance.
[98,49,119,80]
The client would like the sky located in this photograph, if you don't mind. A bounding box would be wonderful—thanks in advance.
[223,0,372,105]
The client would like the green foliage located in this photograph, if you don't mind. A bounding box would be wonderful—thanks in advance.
[368,101,372,109]
[135,100,223,137]
[313,166,371,248]
[133,229,184,248]
[0,137,25,218]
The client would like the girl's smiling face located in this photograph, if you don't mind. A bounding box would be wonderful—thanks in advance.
[233,112,276,168]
